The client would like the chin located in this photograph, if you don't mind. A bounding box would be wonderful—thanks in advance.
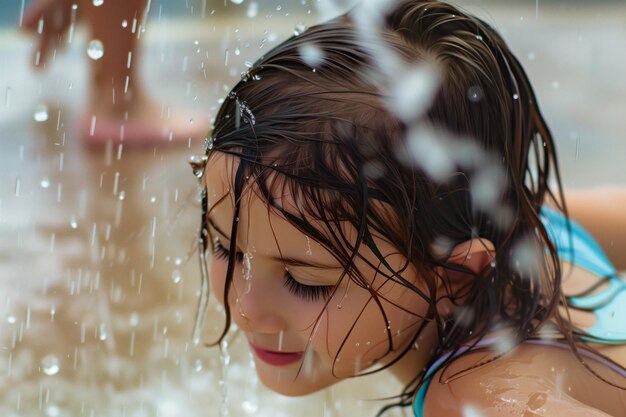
[256,367,336,397]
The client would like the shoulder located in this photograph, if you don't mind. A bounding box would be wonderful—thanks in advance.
[421,344,614,417]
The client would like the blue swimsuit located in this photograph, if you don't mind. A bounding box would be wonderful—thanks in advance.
[413,207,626,416]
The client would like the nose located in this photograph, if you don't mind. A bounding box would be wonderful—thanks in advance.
[230,277,288,335]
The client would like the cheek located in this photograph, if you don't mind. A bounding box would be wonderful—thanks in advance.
[312,282,426,376]
[209,258,227,307]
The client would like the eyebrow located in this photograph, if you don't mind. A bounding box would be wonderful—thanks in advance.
[206,215,343,269]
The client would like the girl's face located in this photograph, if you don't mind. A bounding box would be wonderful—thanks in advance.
[204,154,430,396]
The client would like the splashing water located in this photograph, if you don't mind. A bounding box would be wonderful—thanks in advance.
[87,39,105,60]
[220,339,232,417]
[246,2,258,18]
[299,43,324,67]
[192,233,211,345]
[242,252,253,280]
[241,354,259,414]
[40,355,60,376]
[33,104,49,122]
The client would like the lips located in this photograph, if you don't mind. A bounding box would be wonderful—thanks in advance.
[250,343,304,366]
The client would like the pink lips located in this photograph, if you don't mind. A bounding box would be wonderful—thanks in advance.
[250,344,304,366]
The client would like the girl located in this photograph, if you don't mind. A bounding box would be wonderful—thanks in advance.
[192,0,626,415]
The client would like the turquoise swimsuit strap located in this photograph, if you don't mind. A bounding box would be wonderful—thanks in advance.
[540,207,626,343]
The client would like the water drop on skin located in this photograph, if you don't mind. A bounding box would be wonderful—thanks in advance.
[87,39,104,60]
[235,47,241,56]
[33,104,49,122]
[41,355,60,375]
[121,19,128,28]
[229,0,244,4]
[93,0,104,6]
[40,177,51,189]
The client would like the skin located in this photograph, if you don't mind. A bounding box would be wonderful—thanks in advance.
[424,189,626,416]
[22,0,209,142]
[203,153,492,396]
[205,153,626,414]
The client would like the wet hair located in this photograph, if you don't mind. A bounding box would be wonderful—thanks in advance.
[197,0,614,413]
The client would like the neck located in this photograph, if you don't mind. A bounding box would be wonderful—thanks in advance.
[389,321,439,386]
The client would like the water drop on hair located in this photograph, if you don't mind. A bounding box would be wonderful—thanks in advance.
[467,86,483,102]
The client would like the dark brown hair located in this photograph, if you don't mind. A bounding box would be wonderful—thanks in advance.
[199,0,586,413]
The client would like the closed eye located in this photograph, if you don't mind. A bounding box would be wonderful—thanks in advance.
[211,238,335,302]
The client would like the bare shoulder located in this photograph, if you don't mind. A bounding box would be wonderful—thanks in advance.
[560,186,626,270]
[422,344,619,416]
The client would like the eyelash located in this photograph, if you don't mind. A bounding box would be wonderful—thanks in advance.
[211,239,334,302]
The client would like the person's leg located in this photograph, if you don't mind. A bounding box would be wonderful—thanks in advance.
[81,0,209,145]
[82,0,146,120]
[23,0,210,146]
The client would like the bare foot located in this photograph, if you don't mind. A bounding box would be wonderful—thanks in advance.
[82,92,211,147]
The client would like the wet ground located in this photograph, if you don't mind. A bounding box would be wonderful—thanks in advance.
[1,2,625,417]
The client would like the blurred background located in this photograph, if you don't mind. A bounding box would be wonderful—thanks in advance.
[0,1,625,416]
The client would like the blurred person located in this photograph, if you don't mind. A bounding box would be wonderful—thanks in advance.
[23,0,210,145]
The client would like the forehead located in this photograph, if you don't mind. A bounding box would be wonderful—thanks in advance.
[202,153,413,277]
[203,153,339,261]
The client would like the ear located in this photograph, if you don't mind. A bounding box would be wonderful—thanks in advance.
[435,238,495,315]
[445,238,495,281]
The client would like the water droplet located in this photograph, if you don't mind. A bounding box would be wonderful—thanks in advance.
[276,4,282,11]
[299,43,323,67]
[70,216,78,229]
[129,312,139,327]
[551,81,560,89]
[40,177,51,188]
[175,257,183,266]
[462,404,485,417]
[98,323,108,341]
[41,355,60,375]
[467,86,483,102]
[235,47,241,56]
[46,405,61,417]
[293,22,307,36]
[118,191,125,201]
[6,315,16,324]
[172,270,182,284]
[33,104,49,122]
[121,19,128,28]
[528,51,536,61]
[229,0,244,4]
[194,359,203,372]
[71,3,78,10]
[87,39,104,60]
[92,0,104,6]
[246,2,258,18]
[513,93,520,100]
